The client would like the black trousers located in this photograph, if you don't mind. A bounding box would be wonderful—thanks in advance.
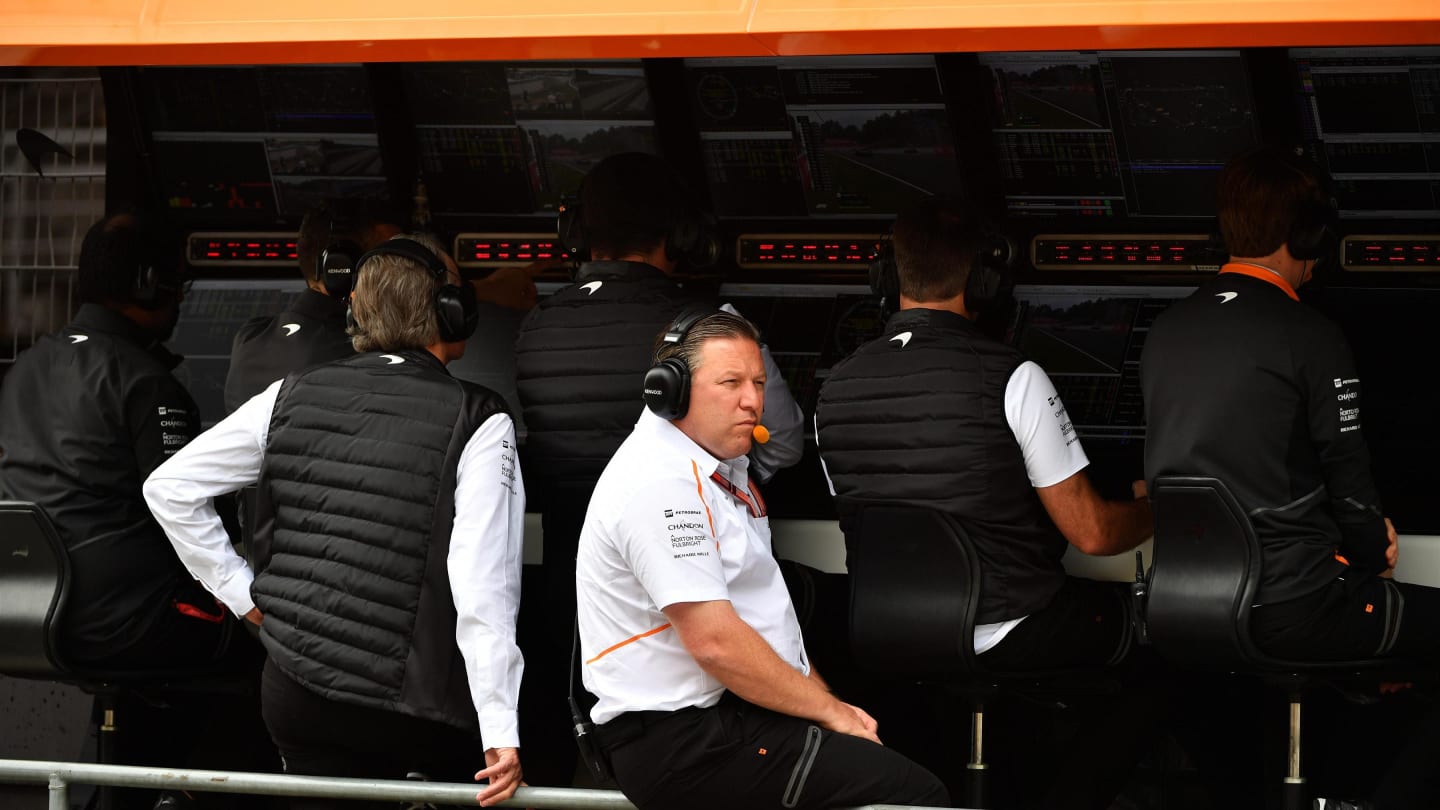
[1251,575,1440,663]
[978,576,1131,671]
[516,484,593,787]
[260,659,485,810]
[598,693,949,810]
[68,579,235,670]
[976,577,1157,810]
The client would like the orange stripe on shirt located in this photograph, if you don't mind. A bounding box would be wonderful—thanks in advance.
[691,459,716,538]
[585,622,673,665]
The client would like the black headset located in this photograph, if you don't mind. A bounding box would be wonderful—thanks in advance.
[556,195,720,270]
[349,238,479,343]
[319,204,363,300]
[131,239,181,310]
[1283,159,1339,263]
[133,259,162,307]
[1210,148,1339,264]
[642,308,712,420]
[556,200,587,264]
[868,205,1015,314]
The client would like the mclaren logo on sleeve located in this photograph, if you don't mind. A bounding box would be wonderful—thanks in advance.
[580,281,604,295]
[68,334,89,344]
[380,354,405,365]
[889,331,913,348]
[281,323,301,336]
[1216,292,1238,304]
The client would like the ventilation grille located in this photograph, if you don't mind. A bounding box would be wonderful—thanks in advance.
[1,69,105,367]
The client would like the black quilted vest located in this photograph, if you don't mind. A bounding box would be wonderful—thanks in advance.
[514,261,706,487]
[816,308,1068,623]
[250,349,509,730]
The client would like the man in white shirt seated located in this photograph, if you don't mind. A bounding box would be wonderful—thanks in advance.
[576,310,948,810]
[144,235,525,809]
[816,196,1152,670]
[814,197,1154,809]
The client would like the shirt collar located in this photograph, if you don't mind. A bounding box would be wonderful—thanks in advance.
[72,302,154,345]
[70,303,183,369]
[1219,262,1299,301]
[887,306,982,335]
[577,260,668,283]
[635,409,751,486]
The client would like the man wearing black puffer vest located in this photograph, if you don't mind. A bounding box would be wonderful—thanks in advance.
[815,197,1154,810]
[513,151,804,786]
[145,234,525,810]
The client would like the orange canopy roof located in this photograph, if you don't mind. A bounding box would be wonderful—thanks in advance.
[2,0,1439,66]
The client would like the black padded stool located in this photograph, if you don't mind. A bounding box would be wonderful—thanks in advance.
[0,500,252,810]
[1146,477,1415,810]
[847,504,1132,808]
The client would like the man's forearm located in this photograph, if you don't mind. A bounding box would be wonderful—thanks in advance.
[1101,498,1153,555]
[670,603,845,727]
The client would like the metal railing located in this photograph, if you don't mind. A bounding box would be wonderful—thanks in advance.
[0,759,952,810]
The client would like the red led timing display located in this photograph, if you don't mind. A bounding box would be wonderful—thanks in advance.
[735,235,883,271]
[188,232,297,266]
[1343,236,1440,271]
[1031,235,1215,271]
[454,234,560,268]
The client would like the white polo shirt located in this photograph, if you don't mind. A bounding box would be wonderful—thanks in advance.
[577,409,808,725]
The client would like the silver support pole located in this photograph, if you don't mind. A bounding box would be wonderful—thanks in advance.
[46,773,67,810]
[967,708,987,771]
[1285,699,1304,785]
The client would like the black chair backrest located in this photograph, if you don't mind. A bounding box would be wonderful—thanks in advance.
[847,504,981,677]
[1148,476,1272,670]
[0,501,70,676]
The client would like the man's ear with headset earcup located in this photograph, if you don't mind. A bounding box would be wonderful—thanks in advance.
[643,308,710,420]
[434,280,479,343]
[133,262,161,307]
[1287,197,1339,262]
[643,358,692,420]
[321,239,363,299]
[964,232,1017,315]
[557,202,588,265]
[666,209,720,269]
[868,240,899,310]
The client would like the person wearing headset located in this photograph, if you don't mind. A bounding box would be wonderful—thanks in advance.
[575,310,947,810]
[1142,145,1440,810]
[222,199,402,414]
[1143,146,1440,663]
[0,212,264,810]
[814,196,1154,809]
[818,196,1152,670]
[224,199,544,415]
[512,151,804,786]
[0,212,230,670]
[144,234,526,809]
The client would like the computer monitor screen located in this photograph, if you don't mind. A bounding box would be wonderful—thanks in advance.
[1005,284,1193,442]
[684,55,961,218]
[981,50,1260,219]
[167,278,306,426]
[1291,47,1440,219]
[403,61,657,216]
[139,66,388,221]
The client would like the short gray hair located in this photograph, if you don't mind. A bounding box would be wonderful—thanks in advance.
[348,233,452,353]
[652,311,761,372]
